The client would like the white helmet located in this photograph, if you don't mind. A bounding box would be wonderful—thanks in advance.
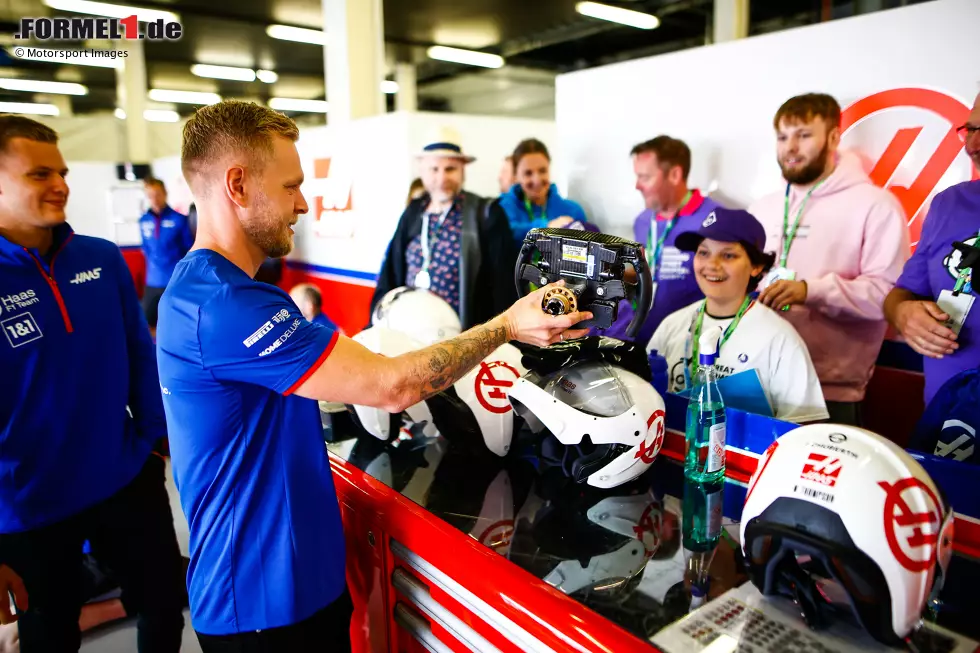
[740,423,955,646]
[348,326,437,441]
[428,343,528,457]
[508,360,667,489]
[372,286,461,346]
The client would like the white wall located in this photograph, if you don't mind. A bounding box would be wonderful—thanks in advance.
[60,109,557,271]
[34,114,184,162]
[63,162,127,241]
[290,110,557,278]
[555,0,980,239]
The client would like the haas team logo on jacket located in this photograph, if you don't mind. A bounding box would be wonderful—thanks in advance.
[69,267,102,285]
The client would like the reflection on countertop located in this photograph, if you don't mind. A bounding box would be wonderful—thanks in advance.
[323,411,980,648]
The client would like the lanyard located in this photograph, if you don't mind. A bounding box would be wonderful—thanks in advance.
[420,204,453,274]
[953,230,980,294]
[686,296,753,384]
[780,180,826,268]
[524,194,547,222]
[647,191,692,275]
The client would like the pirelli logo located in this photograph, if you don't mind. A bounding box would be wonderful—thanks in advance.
[244,321,274,348]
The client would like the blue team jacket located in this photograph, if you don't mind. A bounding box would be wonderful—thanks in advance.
[140,205,194,288]
[0,222,164,533]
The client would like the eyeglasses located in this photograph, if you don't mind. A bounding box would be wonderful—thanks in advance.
[956,124,980,143]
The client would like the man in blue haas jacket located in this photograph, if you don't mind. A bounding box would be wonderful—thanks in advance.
[139,177,193,337]
[0,115,185,651]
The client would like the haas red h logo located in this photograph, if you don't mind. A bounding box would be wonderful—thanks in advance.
[800,453,843,487]
[878,477,944,573]
[474,361,521,414]
[842,88,979,249]
[635,409,666,464]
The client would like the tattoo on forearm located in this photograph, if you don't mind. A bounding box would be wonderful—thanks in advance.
[407,322,510,403]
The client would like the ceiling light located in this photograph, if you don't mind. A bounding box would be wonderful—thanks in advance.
[148,89,221,105]
[575,2,660,29]
[0,79,87,95]
[266,24,325,45]
[0,101,59,116]
[426,46,504,69]
[10,48,123,69]
[381,80,399,94]
[114,108,125,119]
[191,64,256,82]
[144,109,179,122]
[256,70,278,84]
[269,97,328,112]
[43,0,179,23]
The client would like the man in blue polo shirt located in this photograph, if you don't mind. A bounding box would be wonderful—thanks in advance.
[139,177,193,337]
[157,100,589,651]
[0,115,185,651]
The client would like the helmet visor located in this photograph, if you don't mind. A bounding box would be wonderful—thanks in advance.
[527,361,635,418]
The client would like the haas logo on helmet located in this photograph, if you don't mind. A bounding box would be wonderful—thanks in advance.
[800,453,843,487]
[635,410,666,464]
[879,478,944,573]
[474,361,521,414]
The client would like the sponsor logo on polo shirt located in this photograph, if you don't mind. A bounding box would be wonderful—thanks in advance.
[69,267,102,284]
[944,235,978,282]
[259,319,302,357]
[0,289,39,313]
[244,320,275,348]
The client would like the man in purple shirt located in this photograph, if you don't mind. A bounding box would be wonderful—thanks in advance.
[885,91,980,404]
[602,135,721,347]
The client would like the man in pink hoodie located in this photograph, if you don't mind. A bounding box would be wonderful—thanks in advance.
[750,93,909,426]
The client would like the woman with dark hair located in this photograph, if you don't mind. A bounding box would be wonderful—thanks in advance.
[499,138,592,247]
[648,207,828,423]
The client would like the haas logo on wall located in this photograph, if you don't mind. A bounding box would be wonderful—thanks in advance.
[841,88,980,249]
[307,157,355,239]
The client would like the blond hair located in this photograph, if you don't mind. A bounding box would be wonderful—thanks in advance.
[181,100,299,194]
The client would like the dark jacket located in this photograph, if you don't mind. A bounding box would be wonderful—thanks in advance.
[371,191,518,330]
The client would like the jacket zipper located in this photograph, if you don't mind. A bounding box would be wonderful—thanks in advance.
[25,233,74,333]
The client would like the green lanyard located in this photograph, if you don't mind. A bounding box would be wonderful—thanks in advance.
[780,181,826,268]
[647,191,692,275]
[688,296,753,381]
[524,195,547,222]
[953,230,980,293]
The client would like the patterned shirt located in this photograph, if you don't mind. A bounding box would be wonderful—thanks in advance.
[405,195,463,313]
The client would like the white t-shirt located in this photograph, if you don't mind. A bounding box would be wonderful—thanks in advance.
[648,300,829,423]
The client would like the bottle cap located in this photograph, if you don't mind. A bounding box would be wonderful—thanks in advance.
[698,325,723,365]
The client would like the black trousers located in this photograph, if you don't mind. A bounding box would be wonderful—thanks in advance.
[0,455,186,653]
[196,590,353,653]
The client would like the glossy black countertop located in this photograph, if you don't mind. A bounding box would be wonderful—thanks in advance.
[322,412,980,649]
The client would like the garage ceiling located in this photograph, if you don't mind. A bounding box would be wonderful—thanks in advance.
[0,0,929,118]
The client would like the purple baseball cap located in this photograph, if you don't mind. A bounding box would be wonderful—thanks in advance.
[674,207,767,253]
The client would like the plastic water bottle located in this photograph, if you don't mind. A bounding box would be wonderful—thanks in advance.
[648,349,669,397]
[685,325,726,482]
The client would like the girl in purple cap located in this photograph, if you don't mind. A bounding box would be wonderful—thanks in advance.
[648,207,828,423]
